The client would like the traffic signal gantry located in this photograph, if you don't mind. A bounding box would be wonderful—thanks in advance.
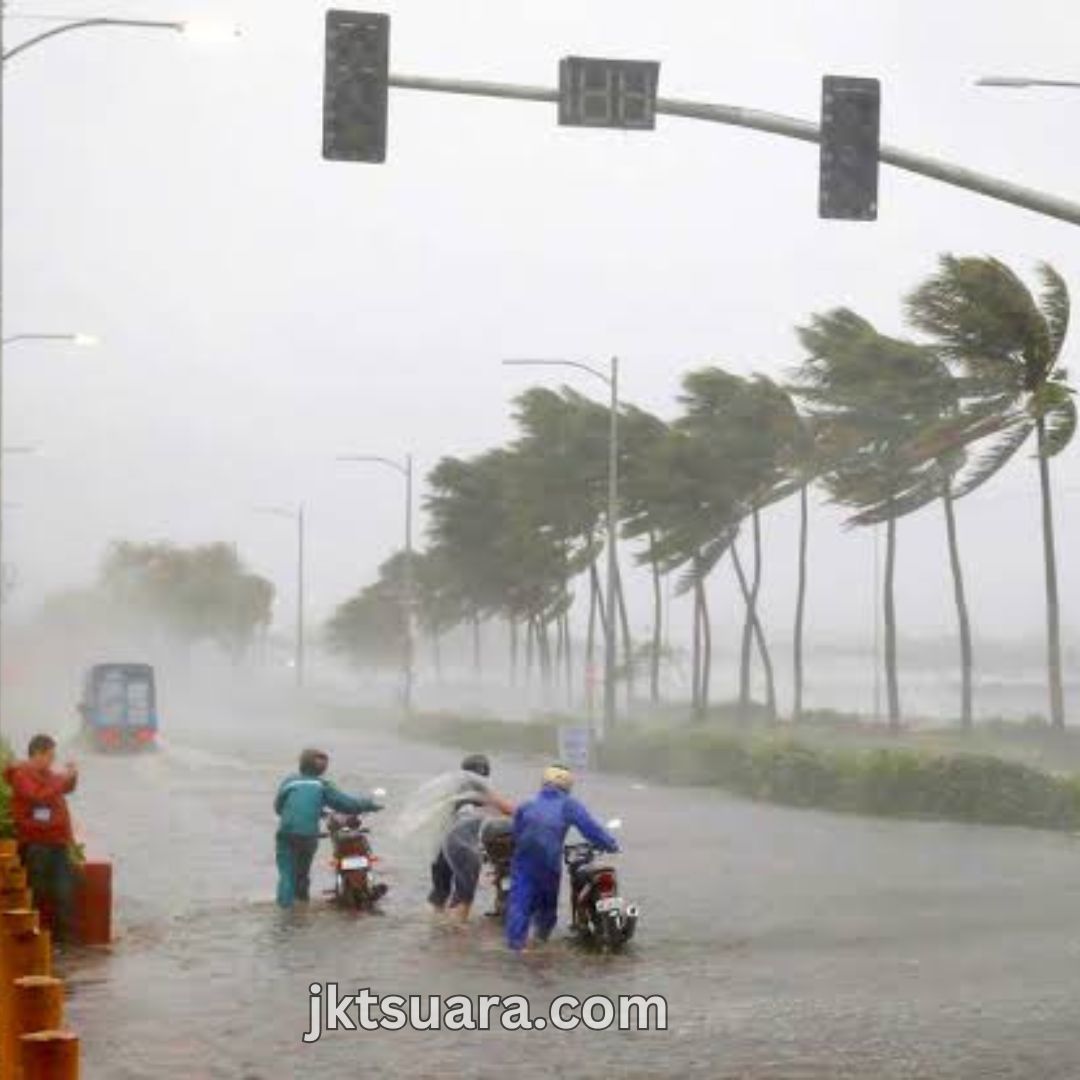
[322,9,880,222]
[320,8,1080,229]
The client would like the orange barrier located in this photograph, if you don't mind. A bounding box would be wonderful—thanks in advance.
[0,888,31,915]
[74,862,111,946]
[13,976,64,1080]
[19,1031,78,1079]
[0,847,89,1079]
[0,911,50,1080]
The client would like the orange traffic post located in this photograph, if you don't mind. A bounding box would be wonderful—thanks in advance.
[0,859,24,892]
[19,1031,78,1080]
[0,889,31,916]
[12,976,65,1080]
[0,923,51,1080]
[74,862,112,946]
[13,975,63,1036]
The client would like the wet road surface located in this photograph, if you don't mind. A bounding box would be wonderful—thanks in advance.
[40,690,1080,1078]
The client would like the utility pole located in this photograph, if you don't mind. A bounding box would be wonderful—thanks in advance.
[337,454,416,712]
[296,504,305,689]
[503,358,620,736]
[604,358,619,738]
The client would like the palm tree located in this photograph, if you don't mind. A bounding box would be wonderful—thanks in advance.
[907,257,1077,729]
[619,405,672,705]
[678,370,803,722]
[629,420,742,719]
[795,310,964,731]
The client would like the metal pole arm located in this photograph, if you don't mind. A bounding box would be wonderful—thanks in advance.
[337,454,409,477]
[503,358,611,385]
[390,73,1080,228]
[3,19,184,64]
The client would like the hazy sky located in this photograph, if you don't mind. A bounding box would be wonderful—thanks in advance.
[5,0,1080,653]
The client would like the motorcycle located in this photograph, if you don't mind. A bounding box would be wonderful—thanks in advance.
[564,819,638,951]
[324,788,389,911]
[480,815,514,919]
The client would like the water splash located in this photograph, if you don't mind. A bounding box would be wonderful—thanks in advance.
[388,770,484,846]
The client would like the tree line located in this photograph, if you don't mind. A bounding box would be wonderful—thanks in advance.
[327,255,1076,731]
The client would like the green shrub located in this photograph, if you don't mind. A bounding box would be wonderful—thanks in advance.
[402,712,1080,834]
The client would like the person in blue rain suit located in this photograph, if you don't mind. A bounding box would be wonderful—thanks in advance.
[274,747,383,909]
[506,763,618,951]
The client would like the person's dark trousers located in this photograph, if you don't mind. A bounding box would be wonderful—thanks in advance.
[276,833,320,908]
[22,843,77,942]
[429,848,453,908]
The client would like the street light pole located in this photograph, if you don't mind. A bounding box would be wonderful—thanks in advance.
[605,358,619,741]
[255,505,305,688]
[336,454,416,712]
[0,14,237,728]
[0,332,95,729]
[297,504,305,690]
[502,357,621,737]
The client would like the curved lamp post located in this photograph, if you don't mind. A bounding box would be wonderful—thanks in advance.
[255,505,306,689]
[0,13,236,727]
[503,357,621,738]
[337,454,416,712]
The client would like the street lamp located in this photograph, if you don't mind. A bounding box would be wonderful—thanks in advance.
[256,505,306,689]
[2,18,240,64]
[2,333,98,346]
[337,454,416,713]
[502,357,621,738]
[0,332,95,727]
[0,13,237,727]
[975,76,1080,89]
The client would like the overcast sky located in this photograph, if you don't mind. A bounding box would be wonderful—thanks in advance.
[4,0,1079,654]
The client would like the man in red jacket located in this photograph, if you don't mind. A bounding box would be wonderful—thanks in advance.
[3,734,78,941]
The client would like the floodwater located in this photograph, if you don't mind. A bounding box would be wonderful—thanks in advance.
[50,690,1080,1078]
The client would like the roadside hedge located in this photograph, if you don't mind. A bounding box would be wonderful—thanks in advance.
[403,713,1080,832]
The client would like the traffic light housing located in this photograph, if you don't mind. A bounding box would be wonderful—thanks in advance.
[558,57,660,130]
[819,76,880,220]
[322,10,390,163]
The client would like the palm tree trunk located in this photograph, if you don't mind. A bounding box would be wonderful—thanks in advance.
[732,546,777,722]
[793,483,809,723]
[1036,417,1066,729]
[941,481,973,730]
[539,619,552,692]
[432,631,443,682]
[650,531,662,705]
[510,618,519,687]
[586,572,599,716]
[698,574,712,718]
[472,612,482,679]
[737,510,765,717]
[614,563,635,707]
[884,516,901,730]
[691,568,703,719]
[563,611,573,704]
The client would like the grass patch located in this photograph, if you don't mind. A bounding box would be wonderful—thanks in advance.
[402,711,1080,833]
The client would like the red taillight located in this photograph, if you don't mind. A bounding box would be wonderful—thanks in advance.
[595,871,616,896]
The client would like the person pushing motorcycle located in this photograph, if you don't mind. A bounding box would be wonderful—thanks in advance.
[506,763,618,952]
[429,753,515,922]
[274,748,383,909]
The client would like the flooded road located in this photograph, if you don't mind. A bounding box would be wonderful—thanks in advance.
[46,691,1080,1078]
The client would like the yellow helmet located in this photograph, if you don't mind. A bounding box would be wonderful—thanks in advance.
[542,763,574,791]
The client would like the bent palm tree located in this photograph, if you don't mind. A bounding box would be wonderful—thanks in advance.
[907,257,1077,729]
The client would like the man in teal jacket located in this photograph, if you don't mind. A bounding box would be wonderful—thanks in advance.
[274,748,383,908]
